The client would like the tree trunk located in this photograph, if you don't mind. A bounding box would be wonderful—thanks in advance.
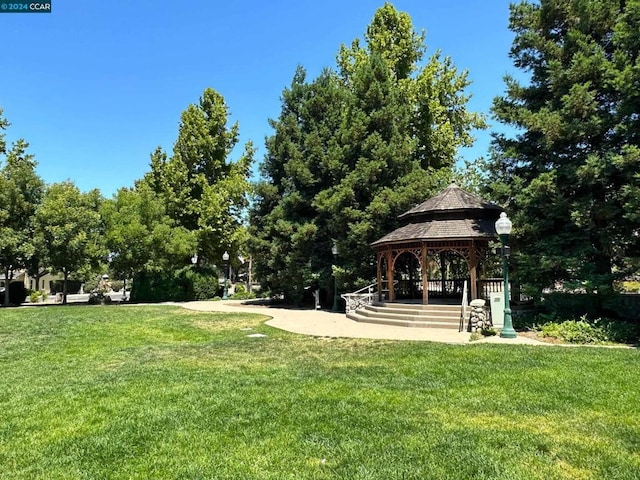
[3,269,10,307]
[63,269,68,305]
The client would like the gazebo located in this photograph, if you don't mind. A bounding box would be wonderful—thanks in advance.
[370,183,502,304]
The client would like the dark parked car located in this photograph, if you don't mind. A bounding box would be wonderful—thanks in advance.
[0,282,28,306]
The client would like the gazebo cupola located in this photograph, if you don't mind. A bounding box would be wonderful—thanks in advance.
[371,183,502,304]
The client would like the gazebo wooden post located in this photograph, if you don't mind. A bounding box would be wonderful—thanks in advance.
[387,250,395,302]
[421,244,428,305]
[468,244,478,300]
[376,252,383,302]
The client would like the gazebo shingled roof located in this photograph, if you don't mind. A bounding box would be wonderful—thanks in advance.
[399,183,501,219]
[370,183,502,303]
[372,183,501,246]
[371,218,497,246]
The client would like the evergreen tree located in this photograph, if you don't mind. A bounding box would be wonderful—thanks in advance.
[251,3,485,303]
[487,0,640,297]
[250,68,346,303]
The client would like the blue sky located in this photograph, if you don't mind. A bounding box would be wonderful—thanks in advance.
[1,0,518,197]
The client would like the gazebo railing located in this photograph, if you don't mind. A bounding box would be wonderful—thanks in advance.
[343,279,523,311]
[426,279,465,297]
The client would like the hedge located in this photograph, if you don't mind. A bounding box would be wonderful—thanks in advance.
[130,267,221,303]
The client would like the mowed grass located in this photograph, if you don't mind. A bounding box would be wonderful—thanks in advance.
[0,306,638,480]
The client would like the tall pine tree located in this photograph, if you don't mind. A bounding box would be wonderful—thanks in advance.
[488,0,640,298]
[251,3,485,303]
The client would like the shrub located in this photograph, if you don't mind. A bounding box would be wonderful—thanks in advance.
[562,320,605,344]
[539,292,640,322]
[469,332,482,342]
[536,315,640,345]
[190,270,221,300]
[130,270,185,303]
[481,327,497,337]
[230,284,256,300]
[29,290,41,303]
[540,319,605,344]
[130,267,221,303]
[592,318,640,345]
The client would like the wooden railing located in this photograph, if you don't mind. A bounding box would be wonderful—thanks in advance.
[345,278,524,306]
[394,278,519,301]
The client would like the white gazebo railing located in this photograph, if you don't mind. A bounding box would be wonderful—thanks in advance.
[341,283,376,314]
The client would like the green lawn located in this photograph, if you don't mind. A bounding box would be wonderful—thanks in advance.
[0,306,638,480]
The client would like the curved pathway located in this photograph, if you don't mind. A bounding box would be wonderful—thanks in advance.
[179,299,546,345]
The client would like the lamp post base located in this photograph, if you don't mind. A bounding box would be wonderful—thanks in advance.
[499,309,517,338]
[500,328,517,339]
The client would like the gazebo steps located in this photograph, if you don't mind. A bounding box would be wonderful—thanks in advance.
[372,301,461,313]
[347,303,461,329]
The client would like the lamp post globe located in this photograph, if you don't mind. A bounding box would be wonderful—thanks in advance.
[495,212,517,338]
[222,251,230,300]
[331,242,339,312]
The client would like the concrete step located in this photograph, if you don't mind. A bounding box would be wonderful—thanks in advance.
[351,302,464,329]
[357,309,459,324]
[364,305,460,319]
[347,311,461,330]
[373,301,460,310]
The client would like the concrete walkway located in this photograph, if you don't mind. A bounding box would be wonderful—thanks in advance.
[179,299,547,345]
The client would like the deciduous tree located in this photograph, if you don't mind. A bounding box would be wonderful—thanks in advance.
[101,184,196,288]
[139,88,253,267]
[35,182,105,304]
[0,110,44,305]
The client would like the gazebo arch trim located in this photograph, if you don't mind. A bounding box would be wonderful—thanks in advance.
[374,238,489,304]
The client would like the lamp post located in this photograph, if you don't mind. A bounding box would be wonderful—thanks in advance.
[222,250,230,300]
[495,212,517,338]
[331,242,339,312]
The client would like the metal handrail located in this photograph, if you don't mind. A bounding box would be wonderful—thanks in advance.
[341,283,376,314]
[351,283,376,294]
[459,280,469,332]
[342,281,400,314]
